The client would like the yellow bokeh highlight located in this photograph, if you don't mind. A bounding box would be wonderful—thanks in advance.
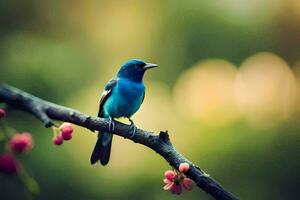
[174,59,240,126]
[235,52,298,128]
[174,53,299,129]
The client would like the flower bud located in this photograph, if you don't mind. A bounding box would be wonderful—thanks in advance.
[61,131,72,140]
[53,134,64,145]
[179,162,190,173]
[9,132,34,153]
[0,153,20,174]
[0,109,6,119]
[60,123,73,141]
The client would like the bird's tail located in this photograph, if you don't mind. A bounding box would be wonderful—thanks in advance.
[90,132,113,165]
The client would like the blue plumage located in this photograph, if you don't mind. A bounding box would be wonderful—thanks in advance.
[90,59,158,165]
[103,79,145,118]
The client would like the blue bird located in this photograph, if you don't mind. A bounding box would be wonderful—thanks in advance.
[91,59,158,165]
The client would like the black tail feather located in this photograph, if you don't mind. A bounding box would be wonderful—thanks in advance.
[90,132,113,165]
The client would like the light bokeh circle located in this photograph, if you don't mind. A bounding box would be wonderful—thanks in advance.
[235,52,298,128]
[174,59,240,126]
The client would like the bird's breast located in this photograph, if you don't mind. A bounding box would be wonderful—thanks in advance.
[104,79,145,118]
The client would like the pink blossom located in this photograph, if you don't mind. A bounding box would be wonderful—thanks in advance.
[61,131,72,140]
[9,132,34,153]
[0,109,6,119]
[60,123,73,140]
[0,153,20,174]
[61,126,73,135]
[179,162,190,173]
[53,134,64,145]
[163,163,194,195]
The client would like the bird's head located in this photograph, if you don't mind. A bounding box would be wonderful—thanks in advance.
[117,59,158,82]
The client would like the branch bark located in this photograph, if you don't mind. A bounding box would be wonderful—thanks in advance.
[0,84,239,200]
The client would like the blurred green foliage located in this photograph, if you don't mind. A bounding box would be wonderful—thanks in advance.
[0,0,300,200]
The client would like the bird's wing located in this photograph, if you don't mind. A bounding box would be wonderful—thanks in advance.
[97,77,118,117]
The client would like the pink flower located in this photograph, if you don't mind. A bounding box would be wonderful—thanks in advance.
[9,132,34,154]
[60,123,73,141]
[163,163,194,195]
[0,153,21,174]
[0,108,6,119]
[53,134,64,145]
[179,162,190,173]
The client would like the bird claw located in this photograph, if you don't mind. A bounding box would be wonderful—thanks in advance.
[129,118,136,138]
[108,117,115,132]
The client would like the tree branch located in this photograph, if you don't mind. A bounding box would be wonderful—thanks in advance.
[0,84,239,200]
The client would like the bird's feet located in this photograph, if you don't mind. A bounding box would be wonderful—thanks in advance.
[128,118,136,138]
[108,116,115,132]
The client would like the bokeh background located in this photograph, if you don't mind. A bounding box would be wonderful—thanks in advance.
[1,0,300,199]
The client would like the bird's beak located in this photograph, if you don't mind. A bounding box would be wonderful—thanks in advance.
[143,63,158,70]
